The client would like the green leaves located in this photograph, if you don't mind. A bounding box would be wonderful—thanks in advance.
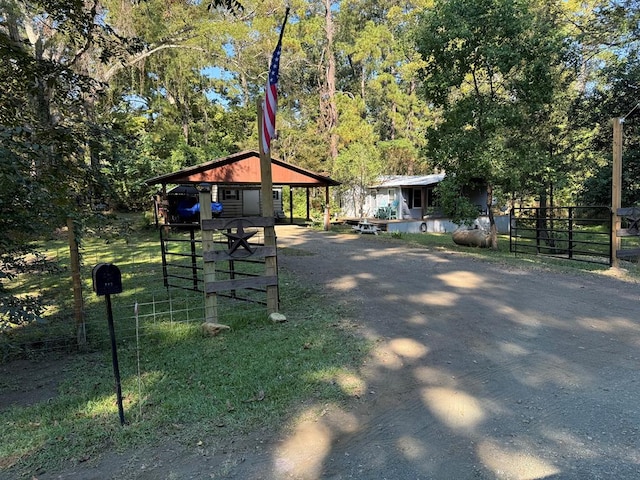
[417,0,574,227]
[435,177,483,227]
[206,0,244,13]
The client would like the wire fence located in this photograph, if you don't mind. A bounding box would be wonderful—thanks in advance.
[1,232,271,363]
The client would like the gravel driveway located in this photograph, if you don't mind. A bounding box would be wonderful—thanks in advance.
[260,226,640,480]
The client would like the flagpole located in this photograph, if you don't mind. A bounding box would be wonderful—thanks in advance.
[276,7,290,48]
[259,8,290,314]
[259,6,289,219]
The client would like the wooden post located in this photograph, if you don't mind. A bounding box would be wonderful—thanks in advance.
[323,186,331,231]
[258,100,279,313]
[289,187,294,224]
[159,184,168,226]
[258,99,275,219]
[199,183,217,322]
[67,217,86,346]
[612,117,623,268]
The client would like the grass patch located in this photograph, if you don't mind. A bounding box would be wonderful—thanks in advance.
[2,281,365,477]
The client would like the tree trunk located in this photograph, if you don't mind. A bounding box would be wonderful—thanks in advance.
[537,188,554,251]
[487,184,498,249]
[322,0,339,163]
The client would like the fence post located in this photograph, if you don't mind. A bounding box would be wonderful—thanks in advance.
[264,226,279,313]
[160,226,169,289]
[612,117,623,268]
[609,209,614,267]
[67,217,86,346]
[568,207,574,259]
[509,208,514,253]
[535,208,541,253]
[199,183,217,323]
[510,207,520,254]
[258,100,279,314]
[190,227,198,290]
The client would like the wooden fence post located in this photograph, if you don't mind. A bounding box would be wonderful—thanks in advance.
[67,217,85,346]
[258,99,279,313]
[612,118,623,268]
[199,183,217,323]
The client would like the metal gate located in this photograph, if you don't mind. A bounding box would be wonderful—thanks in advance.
[159,221,274,305]
[510,206,612,266]
[159,223,203,292]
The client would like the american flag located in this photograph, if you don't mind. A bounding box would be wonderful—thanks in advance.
[261,8,289,154]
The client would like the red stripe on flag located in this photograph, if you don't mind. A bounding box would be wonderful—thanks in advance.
[263,85,278,153]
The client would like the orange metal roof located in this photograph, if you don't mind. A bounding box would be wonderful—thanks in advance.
[145,150,339,187]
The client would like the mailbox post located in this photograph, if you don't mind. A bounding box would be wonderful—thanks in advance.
[92,263,126,425]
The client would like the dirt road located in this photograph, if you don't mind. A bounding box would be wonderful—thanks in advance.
[254,226,640,480]
[37,226,640,479]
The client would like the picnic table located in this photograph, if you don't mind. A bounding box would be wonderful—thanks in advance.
[353,220,379,235]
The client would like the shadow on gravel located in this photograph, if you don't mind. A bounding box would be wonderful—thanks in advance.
[261,227,640,480]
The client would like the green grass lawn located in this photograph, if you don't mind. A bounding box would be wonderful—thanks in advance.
[330,222,640,274]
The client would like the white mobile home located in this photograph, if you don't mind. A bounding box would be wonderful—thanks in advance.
[340,174,509,233]
[343,173,487,220]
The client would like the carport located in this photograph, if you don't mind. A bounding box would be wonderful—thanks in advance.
[145,150,340,225]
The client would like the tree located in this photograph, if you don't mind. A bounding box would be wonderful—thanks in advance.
[0,0,241,329]
[337,0,431,174]
[416,0,570,247]
[317,0,339,163]
[577,47,640,207]
[333,143,383,218]
[0,0,110,327]
[331,91,382,215]
[90,0,259,208]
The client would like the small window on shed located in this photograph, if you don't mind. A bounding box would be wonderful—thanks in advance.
[222,189,239,200]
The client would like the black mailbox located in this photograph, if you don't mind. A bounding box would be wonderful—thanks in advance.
[92,263,123,296]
